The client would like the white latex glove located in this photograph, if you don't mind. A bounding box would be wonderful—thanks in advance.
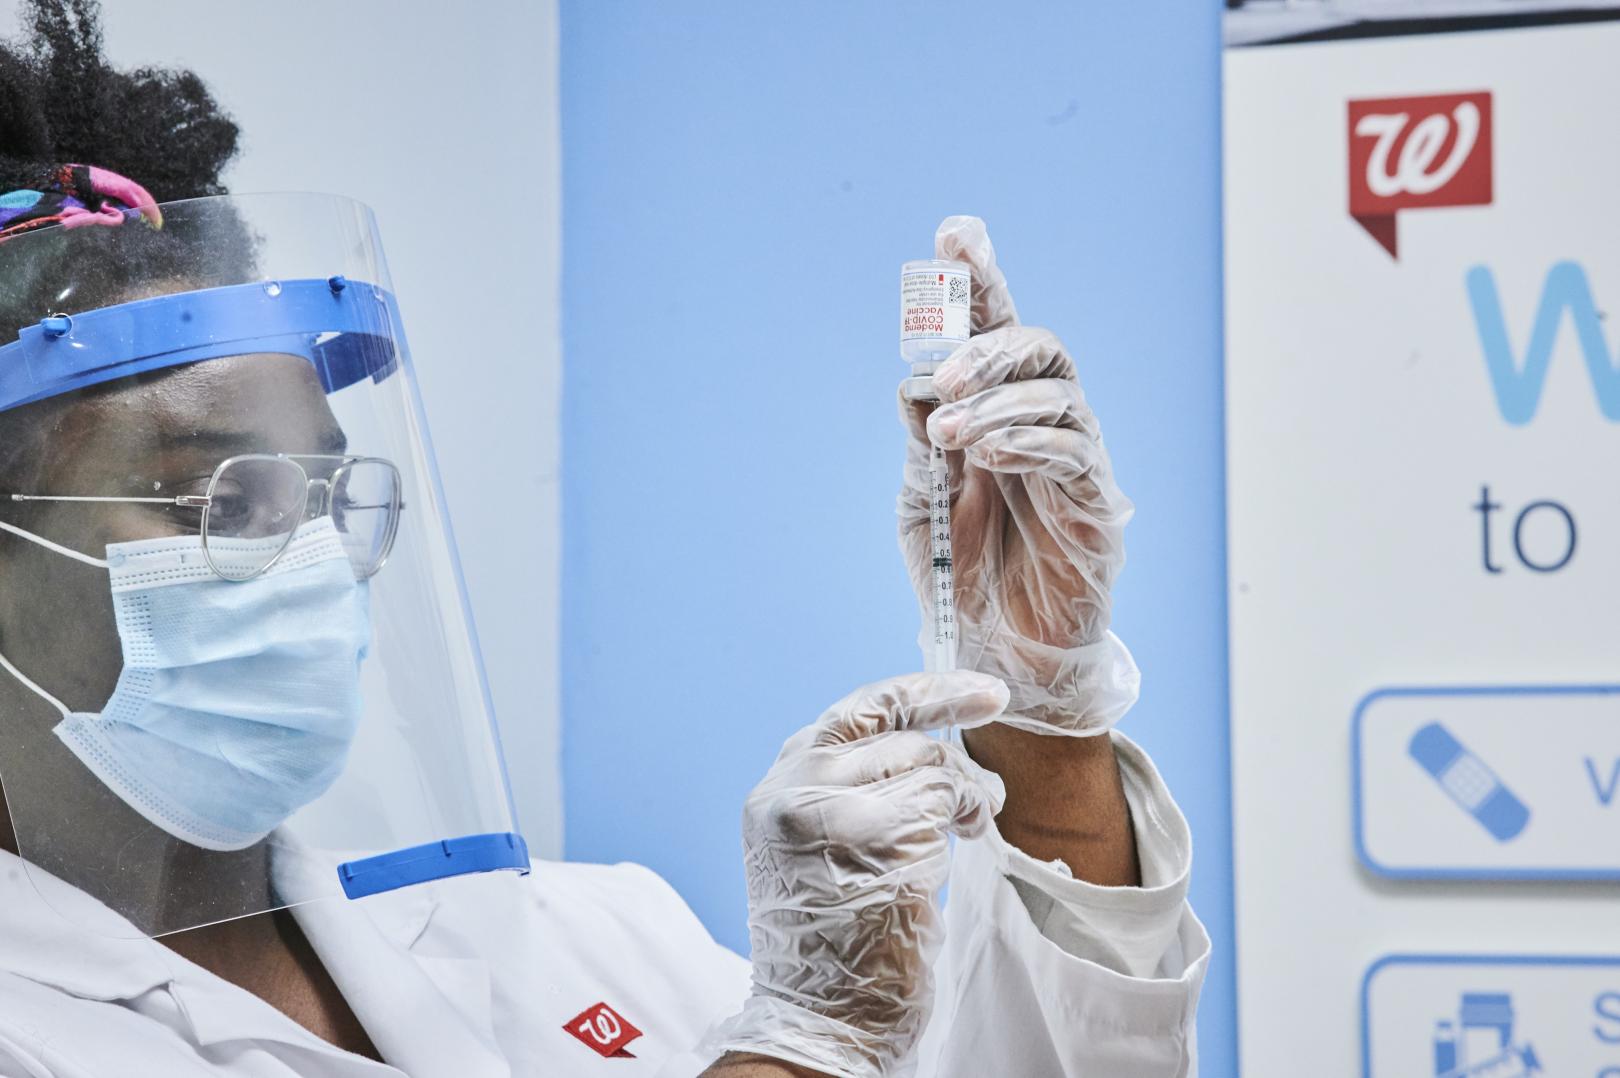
[899,216,1140,736]
[700,671,1009,1078]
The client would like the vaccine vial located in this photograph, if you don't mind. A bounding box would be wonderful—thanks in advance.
[900,259,971,401]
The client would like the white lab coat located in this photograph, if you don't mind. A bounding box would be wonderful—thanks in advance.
[0,731,1207,1078]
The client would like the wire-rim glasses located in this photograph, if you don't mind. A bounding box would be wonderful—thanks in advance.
[8,453,403,582]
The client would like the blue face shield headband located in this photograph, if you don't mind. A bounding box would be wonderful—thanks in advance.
[0,275,400,411]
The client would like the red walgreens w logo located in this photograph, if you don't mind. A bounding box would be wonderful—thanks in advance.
[1348,91,1493,258]
[564,1002,643,1059]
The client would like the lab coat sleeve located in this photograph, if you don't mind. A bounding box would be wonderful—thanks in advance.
[915,729,1211,1078]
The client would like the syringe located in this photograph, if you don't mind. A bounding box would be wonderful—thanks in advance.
[927,442,958,672]
[899,257,973,673]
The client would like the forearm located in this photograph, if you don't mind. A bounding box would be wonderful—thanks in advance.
[700,1053,833,1077]
[961,724,1140,887]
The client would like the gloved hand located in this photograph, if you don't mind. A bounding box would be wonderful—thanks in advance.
[899,216,1140,736]
[701,671,1009,1078]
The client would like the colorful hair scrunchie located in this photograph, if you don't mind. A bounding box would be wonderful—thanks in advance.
[0,163,162,243]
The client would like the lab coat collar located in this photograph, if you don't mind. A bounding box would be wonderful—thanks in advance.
[165,834,441,1054]
[276,841,513,1078]
[0,845,172,1002]
[0,835,504,1075]
[0,844,394,1067]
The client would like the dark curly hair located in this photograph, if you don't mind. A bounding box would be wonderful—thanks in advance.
[0,0,250,490]
[0,0,237,200]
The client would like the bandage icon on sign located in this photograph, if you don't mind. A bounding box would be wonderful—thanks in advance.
[1408,722,1531,843]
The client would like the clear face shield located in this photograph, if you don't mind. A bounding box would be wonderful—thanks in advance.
[0,192,528,937]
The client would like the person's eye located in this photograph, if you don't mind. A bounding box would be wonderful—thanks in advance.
[207,492,253,528]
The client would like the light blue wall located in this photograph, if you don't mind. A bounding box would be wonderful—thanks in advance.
[559,3,1232,1071]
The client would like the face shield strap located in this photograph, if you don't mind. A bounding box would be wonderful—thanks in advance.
[0,277,402,413]
[337,831,531,899]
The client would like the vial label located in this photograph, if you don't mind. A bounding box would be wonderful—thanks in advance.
[900,267,971,344]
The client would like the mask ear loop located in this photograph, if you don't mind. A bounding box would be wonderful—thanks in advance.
[0,519,111,569]
[0,519,109,717]
[0,646,69,719]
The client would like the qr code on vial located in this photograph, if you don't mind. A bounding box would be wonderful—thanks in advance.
[948,276,970,305]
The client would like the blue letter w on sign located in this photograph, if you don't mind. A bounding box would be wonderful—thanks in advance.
[1467,262,1620,425]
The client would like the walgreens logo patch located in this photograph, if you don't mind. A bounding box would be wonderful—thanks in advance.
[1348,91,1493,258]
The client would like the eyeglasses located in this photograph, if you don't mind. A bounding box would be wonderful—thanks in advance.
[7,453,403,582]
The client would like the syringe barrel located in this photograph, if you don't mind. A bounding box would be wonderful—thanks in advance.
[927,442,957,673]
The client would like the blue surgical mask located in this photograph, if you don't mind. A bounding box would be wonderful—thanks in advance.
[0,517,370,851]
